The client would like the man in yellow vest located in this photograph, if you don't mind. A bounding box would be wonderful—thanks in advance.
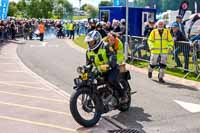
[148,20,174,83]
[68,21,75,40]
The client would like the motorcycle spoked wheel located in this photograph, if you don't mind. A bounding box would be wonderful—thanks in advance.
[118,80,131,112]
[70,88,102,127]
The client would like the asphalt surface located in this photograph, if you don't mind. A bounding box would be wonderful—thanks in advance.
[17,38,200,133]
[0,40,118,133]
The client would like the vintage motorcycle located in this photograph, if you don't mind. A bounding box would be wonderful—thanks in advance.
[70,64,133,127]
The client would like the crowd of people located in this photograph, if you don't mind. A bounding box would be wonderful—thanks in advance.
[0,17,127,43]
[132,15,200,75]
[0,18,89,43]
[1,16,200,82]
[84,16,200,83]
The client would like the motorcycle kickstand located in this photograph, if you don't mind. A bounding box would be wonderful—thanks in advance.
[131,91,137,95]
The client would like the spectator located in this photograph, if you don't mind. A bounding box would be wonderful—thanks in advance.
[112,19,121,32]
[28,20,33,40]
[75,22,80,36]
[96,22,107,38]
[119,19,126,44]
[174,15,186,37]
[56,21,64,38]
[171,22,189,72]
[148,20,174,83]
[10,20,16,40]
[0,20,5,42]
[144,20,155,37]
[4,21,9,41]
[63,22,69,37]
[38,21,45,41]
[23,21,29,40]
[69,21,75,40]
[104,22,112,33]
[190,27,200,58]
[87,20,96,33]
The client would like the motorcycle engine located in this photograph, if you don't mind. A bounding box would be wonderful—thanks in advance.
[99,86,118,111]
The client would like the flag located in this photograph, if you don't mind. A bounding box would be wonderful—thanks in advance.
[178,0,189,18]
[0,0,9,20]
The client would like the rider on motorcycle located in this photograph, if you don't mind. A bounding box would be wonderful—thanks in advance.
[85,30,128,103]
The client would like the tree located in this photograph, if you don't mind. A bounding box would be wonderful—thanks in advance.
[8,2,18,17]
[81,4,87,10]
[53,0,73,19]
[99,1,113,6]
[81,4,98,18]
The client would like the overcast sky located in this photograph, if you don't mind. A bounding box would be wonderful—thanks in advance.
[9,0,110,7]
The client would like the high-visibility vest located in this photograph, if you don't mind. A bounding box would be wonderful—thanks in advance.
[63,23,68,30]
[39,24,45,33]
[115,38,124,64]
[148,28,174,54]
[68,23,74,31]
[102,37,124,64]
[87,45,109,72]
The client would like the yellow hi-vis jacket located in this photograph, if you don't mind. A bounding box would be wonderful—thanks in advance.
[148,29,174,54]
[68,23,74,31]
[102,37,124,64]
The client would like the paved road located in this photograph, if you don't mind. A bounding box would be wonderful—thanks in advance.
[0,41,118,133]
[17,38,200,133]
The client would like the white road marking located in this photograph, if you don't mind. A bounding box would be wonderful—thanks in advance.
[0,115,76,132]
[0,90,67,103]
[0,82,49,91]
[0,63,16,65]
[0,57,18,59]
[2,71,25,73]
[0,101,70,115]
[174,100,200,113]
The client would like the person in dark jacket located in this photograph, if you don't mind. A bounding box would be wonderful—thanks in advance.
[10,20,16,40]
[174,15,186,37]
[112,19,121,32]
[0,20,5,42]
[190,27,200,59]
[171,22,189,72]
[96,22,107,38]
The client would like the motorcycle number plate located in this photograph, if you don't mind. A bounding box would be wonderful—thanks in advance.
[81,73,88,80]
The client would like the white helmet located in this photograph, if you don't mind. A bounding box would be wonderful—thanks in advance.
[85,30,102,51]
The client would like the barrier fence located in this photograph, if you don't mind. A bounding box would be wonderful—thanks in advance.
[128,35,200,80]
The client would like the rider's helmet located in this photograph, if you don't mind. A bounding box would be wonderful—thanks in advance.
[85,30,102,51]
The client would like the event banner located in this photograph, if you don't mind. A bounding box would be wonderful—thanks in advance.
[113,0,126,6]
[0,0,9,20]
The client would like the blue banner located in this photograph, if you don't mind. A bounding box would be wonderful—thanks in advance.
[113,0,120,6]
[113,0,126,6]
[0,0,9,20]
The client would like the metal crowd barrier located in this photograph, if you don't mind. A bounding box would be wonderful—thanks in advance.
[127,35,200,80]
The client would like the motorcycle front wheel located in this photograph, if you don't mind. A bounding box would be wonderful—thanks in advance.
[70,88,102,127]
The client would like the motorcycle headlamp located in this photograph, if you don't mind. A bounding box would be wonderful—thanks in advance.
[77,66,85,74]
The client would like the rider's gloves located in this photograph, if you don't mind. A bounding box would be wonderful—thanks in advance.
[99,64,110,71]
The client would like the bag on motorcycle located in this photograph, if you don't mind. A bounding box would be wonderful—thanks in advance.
[119,64,126,73]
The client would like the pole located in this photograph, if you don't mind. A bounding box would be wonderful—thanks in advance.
[125,0,129,61]
[195,0,197,13]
